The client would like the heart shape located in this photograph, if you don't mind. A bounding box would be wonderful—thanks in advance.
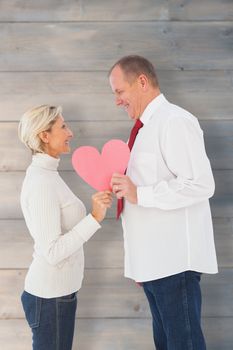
[72,139,130,191]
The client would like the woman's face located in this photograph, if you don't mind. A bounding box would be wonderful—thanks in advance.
[41,115,73,158]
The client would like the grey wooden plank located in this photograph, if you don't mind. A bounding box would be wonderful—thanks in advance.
[0,121,130,171]
[0,320,31,350]
[204,137,233,170]
[0,0,168,21]
[160,70,233,121]
[0,318,232,350]
[210,196,233,218]
[213,170,233,196]
[202,317,233,350]
[0,218,123,242]
[0,229,123,269]
[0,71,123,121]
[0,268,232,319]
[200,120,233,138]
[85,240,123,268]
[0,216,231,269]
[0,22,232,71]
[0,269,148,319]
[0,0,232,22]
[1,120,233,171]
[170,0,233,21]
[0,93,125,122]
[0,319,155,350]
[1,69,231,98]
[2,216,232,240]
[0,71,232,121]
[0,170,232,219]
[0,218,123,244]
[0,171,117,219]
[201,270,233,317]
[213,218,233,268]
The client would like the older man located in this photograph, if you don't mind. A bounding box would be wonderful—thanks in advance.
[109,55,217,350]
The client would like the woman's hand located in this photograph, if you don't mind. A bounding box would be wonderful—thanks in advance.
[91,190,113,223]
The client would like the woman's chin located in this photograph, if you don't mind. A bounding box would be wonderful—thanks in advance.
[61,147,71,155]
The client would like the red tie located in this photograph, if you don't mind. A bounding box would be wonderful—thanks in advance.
[117,119,144,219]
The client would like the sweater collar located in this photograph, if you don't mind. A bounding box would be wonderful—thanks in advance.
[32,153,60,171]
[140,93,167,126]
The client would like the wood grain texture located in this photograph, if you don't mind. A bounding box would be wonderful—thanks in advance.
[0,229,123,269]
[0,121,131,171]
[0,0,232,22]
[0,217,231,269]
[0,22,232,71]
[0,0,232,348]
[213,171,233,196]
[0,0,168,21]
[0,268,232,319]
[0,218,123,242]
[1,120,233,171]
[0,171,117,219]
[170,0,233,21]
[0,70,232,122]
[213,217,233,267]
[0,318,233,350]
[211,196,233,218]
[0,170,232,219]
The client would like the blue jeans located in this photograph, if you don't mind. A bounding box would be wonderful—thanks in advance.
[21,290,77,350]
[142,271,206,350]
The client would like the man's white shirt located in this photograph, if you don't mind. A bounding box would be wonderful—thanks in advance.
[122,94,218,282]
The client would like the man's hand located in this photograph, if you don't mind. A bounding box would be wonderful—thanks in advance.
[111,173,137,204]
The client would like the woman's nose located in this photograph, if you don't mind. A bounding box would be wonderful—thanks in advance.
[68,128,73,138]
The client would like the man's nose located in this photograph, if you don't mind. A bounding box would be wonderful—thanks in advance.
[115,96,122,106]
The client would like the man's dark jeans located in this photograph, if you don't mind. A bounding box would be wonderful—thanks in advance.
[142,271,206,350]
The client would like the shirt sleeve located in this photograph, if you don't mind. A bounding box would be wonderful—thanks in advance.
[28,183,101,266]
[137,115,215,210]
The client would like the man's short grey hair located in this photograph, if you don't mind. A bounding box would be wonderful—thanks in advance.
[109,55,159,87]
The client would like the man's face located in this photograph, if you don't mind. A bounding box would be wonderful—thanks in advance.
[109,65,143,120]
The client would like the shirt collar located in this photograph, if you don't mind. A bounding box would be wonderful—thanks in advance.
[31,153,60,171]
[140,93,167,125]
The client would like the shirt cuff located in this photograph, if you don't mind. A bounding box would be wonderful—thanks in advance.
[74,213,101,242]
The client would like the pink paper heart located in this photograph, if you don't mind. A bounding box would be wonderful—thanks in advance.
[72,139,130,191]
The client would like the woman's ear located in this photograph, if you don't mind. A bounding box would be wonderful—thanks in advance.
[38,131,49,144]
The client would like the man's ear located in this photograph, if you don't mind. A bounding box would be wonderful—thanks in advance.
[138,74,148,91]
[38,131,49,144]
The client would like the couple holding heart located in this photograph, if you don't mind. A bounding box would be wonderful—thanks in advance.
[19,55,217,350]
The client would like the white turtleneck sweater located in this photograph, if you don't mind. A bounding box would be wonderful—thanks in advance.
[20,153,101,298]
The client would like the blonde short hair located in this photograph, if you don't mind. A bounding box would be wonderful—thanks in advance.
[18,105,62,154]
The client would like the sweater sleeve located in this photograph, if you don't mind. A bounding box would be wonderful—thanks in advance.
[137,116,215,210]
[28,182,101,266]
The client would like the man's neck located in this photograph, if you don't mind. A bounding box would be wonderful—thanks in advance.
[138,89,161,118]
[146,89,161,106]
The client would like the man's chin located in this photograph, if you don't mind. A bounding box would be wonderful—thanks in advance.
[127,112,136,120]
[129,115,139,121]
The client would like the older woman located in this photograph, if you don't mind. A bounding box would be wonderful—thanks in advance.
[18,105,112,350]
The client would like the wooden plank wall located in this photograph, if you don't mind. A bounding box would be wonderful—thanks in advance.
[0,1,232,349]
